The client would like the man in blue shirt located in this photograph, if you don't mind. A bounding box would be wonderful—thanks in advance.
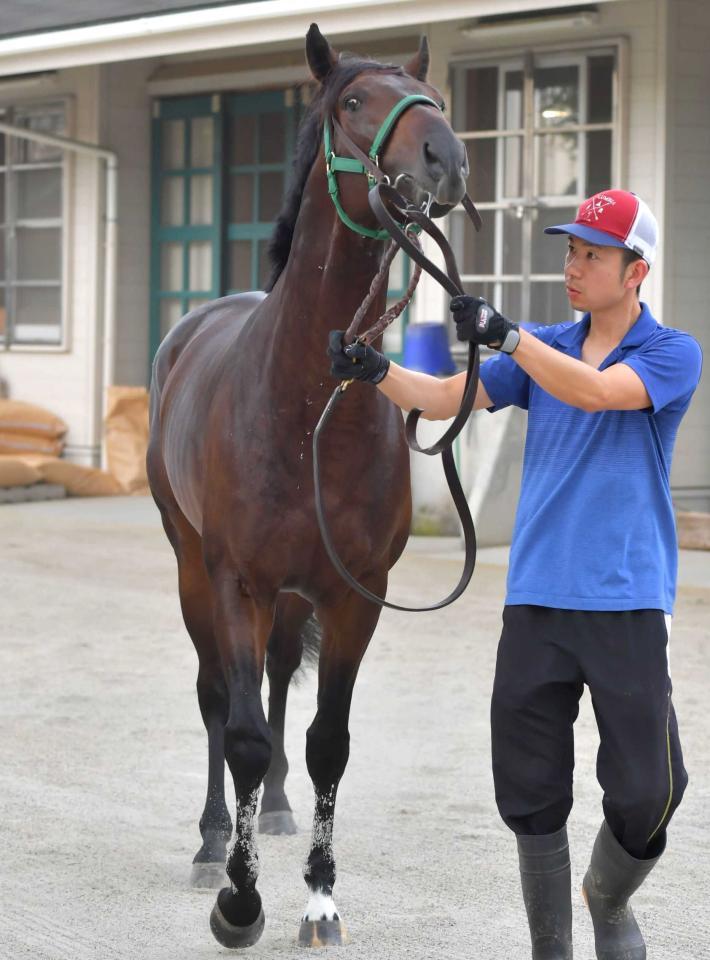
[328,189,702,960]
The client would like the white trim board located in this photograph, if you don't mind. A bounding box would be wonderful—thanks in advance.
[0,0,624,77]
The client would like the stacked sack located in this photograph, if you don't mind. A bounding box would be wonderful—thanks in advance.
[0,399,67,456]
[0,398,122,497]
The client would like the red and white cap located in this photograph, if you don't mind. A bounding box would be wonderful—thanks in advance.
[544,189,657,265]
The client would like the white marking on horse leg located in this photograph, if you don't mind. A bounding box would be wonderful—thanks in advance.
[227,788,259,896]
[303,890,340,922]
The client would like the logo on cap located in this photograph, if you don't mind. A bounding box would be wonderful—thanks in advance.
[582,193,616,222]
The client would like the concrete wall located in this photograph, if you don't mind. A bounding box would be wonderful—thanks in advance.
[662,0,710,510]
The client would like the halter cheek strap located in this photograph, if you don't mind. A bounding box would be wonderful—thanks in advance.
[324,94,442,239]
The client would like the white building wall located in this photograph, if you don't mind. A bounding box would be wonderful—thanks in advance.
[0,67,104,464]
[662,0,710,510]
[101,59,156,388]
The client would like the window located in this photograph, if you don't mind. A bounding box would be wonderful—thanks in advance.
[451,48,618,330]
[0,102,66,346]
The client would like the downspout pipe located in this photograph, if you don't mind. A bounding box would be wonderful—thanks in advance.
[0,121,117,467]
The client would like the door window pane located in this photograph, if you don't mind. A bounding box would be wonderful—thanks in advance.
[504,70,523,129]
[0,133,5,166]
[258,171,284,222]
[190,117,214,168]
[0,230,4,278]
[587,56,614,124]
[16,227,60,280]
[17,168,61,219]
[227,240,252,290]
[229,114,256,165]
[160,298,184,340]
[162,120,185,170]
[463,67,498,130]
[586,130,612,197]
[532,206,577,274]
[257,239,271,289]
[501,209,523,274]
[465,139,497,202]
[0,286,6,337]
[503,136,523,198]
[536,133,578,196]
[452,207,495,276]
[229,173,254,222]
[535,65,579,127]
[530,280,573,326]
[189,241,212,290]
[14,286,61,339]
[189,174,213,225]
[0,173,4,222]
[161,242,183,290]
[161,176,184,227]
[259,112,286,163]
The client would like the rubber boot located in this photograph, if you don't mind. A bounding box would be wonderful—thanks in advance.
[582,820,664,960]
[517,826,573,959]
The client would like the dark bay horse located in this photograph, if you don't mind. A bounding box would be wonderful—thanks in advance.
[147,24,468,948]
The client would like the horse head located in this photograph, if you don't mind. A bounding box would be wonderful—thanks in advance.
[306,24,469,223]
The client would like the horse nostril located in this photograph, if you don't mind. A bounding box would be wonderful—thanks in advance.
[423,141,443,173]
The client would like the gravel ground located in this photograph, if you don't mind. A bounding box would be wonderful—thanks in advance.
[1,496,708,960]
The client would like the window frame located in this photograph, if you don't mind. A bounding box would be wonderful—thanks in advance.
[448,37,627,346]
[0,98,71,351]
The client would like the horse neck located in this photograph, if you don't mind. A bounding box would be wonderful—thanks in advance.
[270,164,390,354]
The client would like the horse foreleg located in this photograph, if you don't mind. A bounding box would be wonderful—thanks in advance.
[207,573,273,949]
[260,593,313,835]
[299,581,384,948]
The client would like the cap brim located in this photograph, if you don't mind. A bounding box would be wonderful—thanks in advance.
[544,223,627,249]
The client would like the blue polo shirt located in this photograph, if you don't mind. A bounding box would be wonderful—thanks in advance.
[479,303,702,613]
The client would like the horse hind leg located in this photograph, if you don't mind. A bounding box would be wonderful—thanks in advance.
[158,505,233,888]
[259,593,319,836]
[299,578,385,948]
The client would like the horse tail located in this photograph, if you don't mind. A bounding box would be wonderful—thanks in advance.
[292,614,322,685]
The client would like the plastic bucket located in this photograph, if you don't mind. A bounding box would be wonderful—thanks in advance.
[402,323,456,375]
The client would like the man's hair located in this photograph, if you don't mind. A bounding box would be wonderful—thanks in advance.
[620,248,644,298]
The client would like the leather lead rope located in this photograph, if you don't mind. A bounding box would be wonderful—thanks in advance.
[313,180,484,612]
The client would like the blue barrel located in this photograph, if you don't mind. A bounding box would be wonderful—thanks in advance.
[402,322,456,375]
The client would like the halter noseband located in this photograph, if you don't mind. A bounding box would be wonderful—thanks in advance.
[324,93,442,239]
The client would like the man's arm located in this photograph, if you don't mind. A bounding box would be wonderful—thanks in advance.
[378,362,493,419]
[512,329,651,412]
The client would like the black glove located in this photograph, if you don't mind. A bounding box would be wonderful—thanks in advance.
[450,295,520,354]
[327,330,390,384]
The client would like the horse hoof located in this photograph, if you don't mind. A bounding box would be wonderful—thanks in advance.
[190,861,227,888]
[210,899,265,948]
[258,809,298,835]
[298,919,348,948]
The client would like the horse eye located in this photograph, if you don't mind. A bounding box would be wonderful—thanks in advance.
[344,97,361,112]
[439,101,447,112]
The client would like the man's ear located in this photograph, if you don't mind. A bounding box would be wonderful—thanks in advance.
[306,23,338,83]
[626,257,649,291]
[404,35,430,81]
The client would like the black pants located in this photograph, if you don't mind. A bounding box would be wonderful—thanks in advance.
[491,605,687,859]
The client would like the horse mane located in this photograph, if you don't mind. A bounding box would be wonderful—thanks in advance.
[263,57,405,292]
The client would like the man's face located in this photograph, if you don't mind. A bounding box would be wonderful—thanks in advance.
[563,236,630,313]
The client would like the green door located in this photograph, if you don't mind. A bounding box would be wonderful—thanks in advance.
[150,88,409,363]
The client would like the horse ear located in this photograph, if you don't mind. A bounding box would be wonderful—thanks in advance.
[404,35,430,81]
[306,23,338,83]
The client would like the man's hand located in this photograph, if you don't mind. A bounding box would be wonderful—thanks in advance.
[450,296,520,354]
[327,331,390,384]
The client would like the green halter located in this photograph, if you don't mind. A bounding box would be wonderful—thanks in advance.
[324,94,442,239]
